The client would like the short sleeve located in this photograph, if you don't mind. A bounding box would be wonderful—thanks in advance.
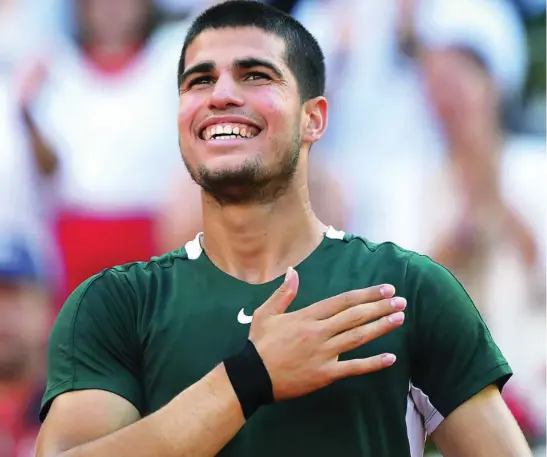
[40,270,143,422]
[407,253,512,433]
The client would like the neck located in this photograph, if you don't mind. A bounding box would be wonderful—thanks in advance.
[201,171,327,284]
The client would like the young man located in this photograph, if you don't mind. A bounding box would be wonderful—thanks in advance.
[35,2,532,456]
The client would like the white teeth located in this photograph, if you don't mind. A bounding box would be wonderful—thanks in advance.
[203,123,259,140]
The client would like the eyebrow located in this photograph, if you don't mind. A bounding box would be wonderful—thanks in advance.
[179,61,215,88]
[233,57,284,79]
[179,57,284,88]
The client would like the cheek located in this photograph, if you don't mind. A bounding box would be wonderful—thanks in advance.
[257,94,299,135]
[177,95,202,138]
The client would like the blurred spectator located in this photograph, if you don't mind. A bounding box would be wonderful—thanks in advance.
[0,4,56,295]
[398,0,546,445]
[293,0,532,244]
[0,236,50,457]
[419,39,546,445]
[24,0,187,307]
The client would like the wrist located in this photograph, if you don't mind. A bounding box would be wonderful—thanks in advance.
[223,339,274,420]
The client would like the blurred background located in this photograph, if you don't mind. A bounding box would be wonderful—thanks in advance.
[0,0,544,455]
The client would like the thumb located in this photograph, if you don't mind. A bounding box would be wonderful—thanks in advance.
[262,266,299,315]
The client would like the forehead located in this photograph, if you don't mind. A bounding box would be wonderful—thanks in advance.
[184,27,288,71]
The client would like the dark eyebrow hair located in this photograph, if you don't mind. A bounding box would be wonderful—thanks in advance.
[179,60,215,88]
[233,57,284,79]
[179,57,284,89]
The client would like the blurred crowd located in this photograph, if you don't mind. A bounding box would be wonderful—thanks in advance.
[0,0,545,456]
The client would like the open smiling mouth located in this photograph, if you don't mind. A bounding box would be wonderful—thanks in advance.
[200,123,261,141]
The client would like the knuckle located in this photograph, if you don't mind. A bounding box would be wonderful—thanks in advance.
[370,298,391,318]
[302,322,323,342]
[341,291,354,308]
[340,289,363,309]
[276,281,291,297]
[345,307,363,326]
[350,327,368,346]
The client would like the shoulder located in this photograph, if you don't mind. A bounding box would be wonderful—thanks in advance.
[61,246,195,314]
[343,233,416,268]
[344,233,459,292]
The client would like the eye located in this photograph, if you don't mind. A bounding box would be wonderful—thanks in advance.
[188,76,213,88]
[244,72,271,81]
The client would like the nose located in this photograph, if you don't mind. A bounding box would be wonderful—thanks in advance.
[208,73,244,110]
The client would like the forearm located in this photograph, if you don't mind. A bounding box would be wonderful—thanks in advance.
[60,364,245,457]
[22,109,58,176]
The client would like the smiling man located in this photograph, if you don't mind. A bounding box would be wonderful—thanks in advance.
[35,2,532,457]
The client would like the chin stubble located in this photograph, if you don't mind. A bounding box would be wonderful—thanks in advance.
[184,133,301,205]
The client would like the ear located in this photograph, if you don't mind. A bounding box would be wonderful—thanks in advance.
[301,96,328,144]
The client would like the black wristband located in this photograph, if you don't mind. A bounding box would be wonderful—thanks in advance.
[224,339,274,420]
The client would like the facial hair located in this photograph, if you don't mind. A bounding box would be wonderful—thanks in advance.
[184,128,301,206]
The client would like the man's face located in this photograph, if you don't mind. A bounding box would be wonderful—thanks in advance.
[177,27,304,204]
[80,0,149,45]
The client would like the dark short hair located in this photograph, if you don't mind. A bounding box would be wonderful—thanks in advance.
[177,0,325,102]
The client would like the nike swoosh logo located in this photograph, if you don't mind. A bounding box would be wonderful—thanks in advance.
[237,308,253,324]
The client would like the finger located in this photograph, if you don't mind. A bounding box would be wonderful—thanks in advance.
[304,284,395,320]
[324,297,407,336]
[326,311,405,354]
[331,353,397,380]
[258,266,299,316]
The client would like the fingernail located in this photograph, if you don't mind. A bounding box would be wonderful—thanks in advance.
[284,266,294,283]
[388,312,405,324]
[380,284,395,297]
[390,297,407,310]
[382,354,396,366]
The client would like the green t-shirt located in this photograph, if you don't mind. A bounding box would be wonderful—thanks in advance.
[41,228,512,457]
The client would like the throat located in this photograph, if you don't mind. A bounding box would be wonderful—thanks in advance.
[201,211,327,284]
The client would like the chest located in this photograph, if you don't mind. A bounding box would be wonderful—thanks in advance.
[139,267,411,415]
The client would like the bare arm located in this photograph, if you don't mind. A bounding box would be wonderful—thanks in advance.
[22,109,59,176]
[36,364,245,457]
[431,385,532,457]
